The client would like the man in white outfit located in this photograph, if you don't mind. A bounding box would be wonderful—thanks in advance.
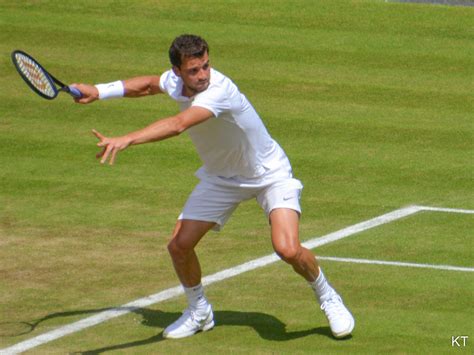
[73,34,355,339]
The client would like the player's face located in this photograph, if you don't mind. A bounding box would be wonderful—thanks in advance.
[174,52,211,97]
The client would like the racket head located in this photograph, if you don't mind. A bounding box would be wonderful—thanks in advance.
[11,50,59,100]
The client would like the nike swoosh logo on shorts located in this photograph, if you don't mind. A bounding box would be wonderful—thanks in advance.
[283,195,294,201]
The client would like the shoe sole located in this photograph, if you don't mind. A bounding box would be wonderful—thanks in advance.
[163,320,215,339]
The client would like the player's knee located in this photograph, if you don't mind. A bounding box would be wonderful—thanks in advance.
[275,245,302,265]
[167,238,191,259]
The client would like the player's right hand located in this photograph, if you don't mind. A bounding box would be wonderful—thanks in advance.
[70,83,99,104]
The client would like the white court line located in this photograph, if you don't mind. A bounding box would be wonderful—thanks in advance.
[319,256,474,273]
[417,206,474,214]
[301,205,423,250]
[1,205,472,354]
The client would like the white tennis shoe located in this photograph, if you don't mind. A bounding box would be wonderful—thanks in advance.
[320,293,355,338]
[163,305,214,339]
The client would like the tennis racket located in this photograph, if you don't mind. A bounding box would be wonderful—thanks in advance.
[11,50,82,100]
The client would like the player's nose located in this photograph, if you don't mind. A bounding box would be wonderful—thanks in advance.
[198,68,208,81]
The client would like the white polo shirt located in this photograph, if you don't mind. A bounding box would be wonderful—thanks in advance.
[159,68,292,182]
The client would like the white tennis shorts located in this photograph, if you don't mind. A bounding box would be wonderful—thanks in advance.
[178,170,303,231]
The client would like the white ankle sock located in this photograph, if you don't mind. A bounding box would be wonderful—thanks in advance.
[309,268,336,305]
[184,283,209,315]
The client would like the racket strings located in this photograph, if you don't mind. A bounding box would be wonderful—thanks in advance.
[15,53,56,98]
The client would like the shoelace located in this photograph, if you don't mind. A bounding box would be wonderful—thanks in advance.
[181,308,207,326]
[171,309,196,327]
[320,295,346,321]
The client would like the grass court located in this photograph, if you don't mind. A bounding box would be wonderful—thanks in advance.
[0,0,472,353]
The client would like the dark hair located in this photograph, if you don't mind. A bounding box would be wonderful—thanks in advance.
[169,34,209,67]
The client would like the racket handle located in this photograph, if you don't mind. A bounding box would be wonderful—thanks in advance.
[68,86,83,98]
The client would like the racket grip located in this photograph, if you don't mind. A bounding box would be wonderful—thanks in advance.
[68,86,83,98]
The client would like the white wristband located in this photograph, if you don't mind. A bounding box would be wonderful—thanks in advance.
[95,80,124,100]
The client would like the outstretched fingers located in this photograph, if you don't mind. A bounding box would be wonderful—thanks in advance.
[92,129,105,142]
[92,129,130,165]
[99,144,111,164]
[92,129,112,165]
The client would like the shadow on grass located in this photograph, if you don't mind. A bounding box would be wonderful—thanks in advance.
[79,308,334,354]
[4,307,338,354]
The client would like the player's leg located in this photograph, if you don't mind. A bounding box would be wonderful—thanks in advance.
[164,179,245,339]
[269,208,319,281]
[168,219,215,287]
[164,219,216,339]
[269,208,355,338]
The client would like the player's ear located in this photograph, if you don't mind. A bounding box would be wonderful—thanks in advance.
[172,66,181,77]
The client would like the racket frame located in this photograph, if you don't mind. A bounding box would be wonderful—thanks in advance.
[11,50,81,100]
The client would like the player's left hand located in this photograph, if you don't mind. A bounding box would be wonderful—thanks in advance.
[92,129,132,165]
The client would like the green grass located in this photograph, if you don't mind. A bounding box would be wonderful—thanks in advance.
[0,0,473,353]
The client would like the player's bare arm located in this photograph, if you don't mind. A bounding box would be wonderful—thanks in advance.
[93,106,213,165]
[122,76,162,97]
[72,75,162,104]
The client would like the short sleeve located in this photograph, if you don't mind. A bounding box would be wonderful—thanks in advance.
[192,85,231,117]
[159,70,171,93]
[159,70,183,100]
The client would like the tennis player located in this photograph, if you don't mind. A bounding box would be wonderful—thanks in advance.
[73,34,355,339]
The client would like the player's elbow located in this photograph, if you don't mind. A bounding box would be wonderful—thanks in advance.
[171,116,189,135]
[148,76,162,95]
[168,108,211,137]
